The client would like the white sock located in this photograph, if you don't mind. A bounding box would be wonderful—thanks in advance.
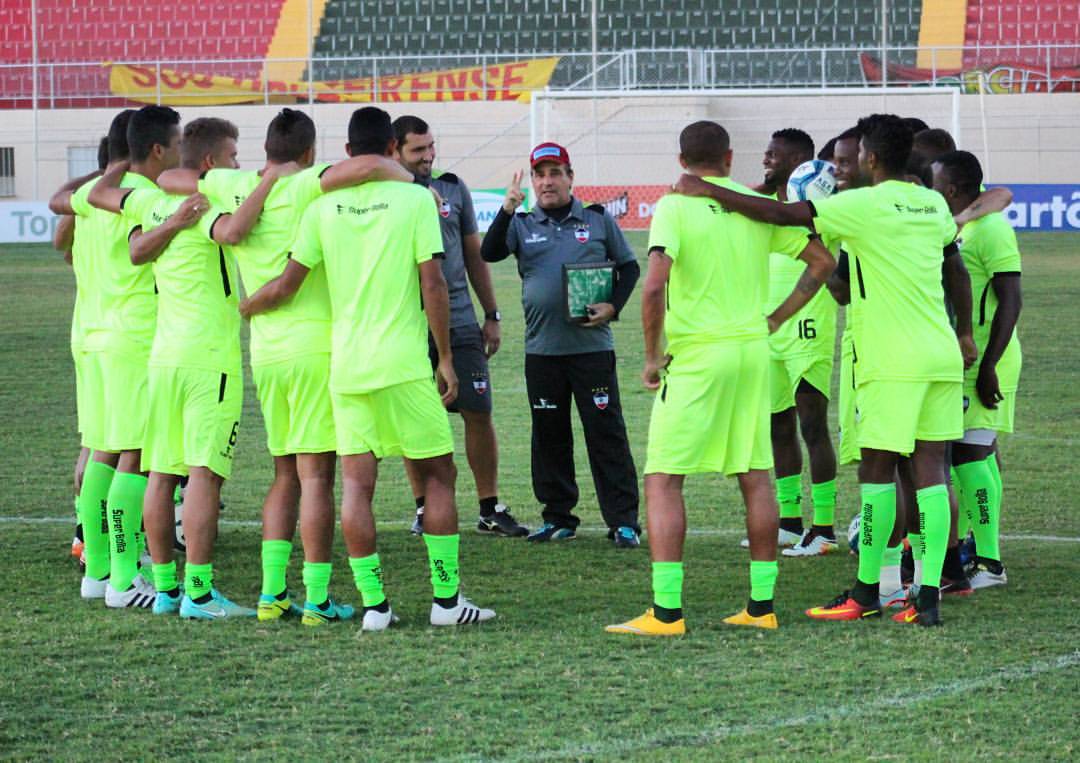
[879,565,902,595]
[913,559,924,587]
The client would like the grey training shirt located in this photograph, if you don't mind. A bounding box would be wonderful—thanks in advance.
[429,171,479,329]
[506,197,636,356]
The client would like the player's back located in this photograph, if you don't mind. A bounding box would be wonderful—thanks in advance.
[959,211,1022,381]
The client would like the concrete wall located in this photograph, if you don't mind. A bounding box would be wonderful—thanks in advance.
[2,92,1078,200]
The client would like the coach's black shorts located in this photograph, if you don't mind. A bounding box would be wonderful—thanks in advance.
[428,323,492,414]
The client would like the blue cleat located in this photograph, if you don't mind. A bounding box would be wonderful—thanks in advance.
[153,588,183,615]
[180,590,257,620]
[301,599,356,627]
[526,523,576,543]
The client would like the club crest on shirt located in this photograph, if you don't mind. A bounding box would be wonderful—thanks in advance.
[592,387,609,410]
[472,373,489,395]
[575,225,590,243]
[439,200,452,218]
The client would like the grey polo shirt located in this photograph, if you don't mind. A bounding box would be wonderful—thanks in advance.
[429,170,479,329]
[506,196,636,356]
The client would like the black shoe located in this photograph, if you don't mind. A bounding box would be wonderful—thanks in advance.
[612,526,640,548]
[526,523,576,543]
[916,586,943,627]
[900,547,914,586]
[476,504,528,537]
[410,509,424,536]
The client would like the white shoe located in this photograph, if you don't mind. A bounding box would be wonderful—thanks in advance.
[879,587,907,609]
[80,575,108,600]
[430,594,496,626]
[969,563,1007,589]
[105,574,157,609]
[361,606,400,632]
[781,530,839,557]
[740,528,802,549]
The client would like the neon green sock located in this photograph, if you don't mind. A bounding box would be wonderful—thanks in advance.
[106,472,147,591]
[776,474,803,519]
[810,479,836,527]
[260,539,292,597]
[423,533,460,599]
[77,460,114,580]
[909,531,923,586]
[348,554,386,607]
[881,543,902,567]
[749,560,778,602]
[950,467,971,538]
[184,562,213,600]
[152,561,178,593]
[856,483,896,586]
[987,453,1003,496]
[954,459,1001,562]
[302,561,332,606]
[917,484,950,589]
[651,561,683,610]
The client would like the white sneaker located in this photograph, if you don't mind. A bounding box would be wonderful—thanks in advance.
[879,587,907,609]
[80,575,108,600]
[430,594,496,626]
[740,528,803,549]
[781,530,839,557]
[361,605,400,632]
[969,563,1007,589]
[105,574,157,609]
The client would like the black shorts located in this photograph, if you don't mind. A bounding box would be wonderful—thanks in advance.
[428,323,492,414]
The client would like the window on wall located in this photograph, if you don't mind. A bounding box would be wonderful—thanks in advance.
[0,147,14,197]
[67,145,99,179]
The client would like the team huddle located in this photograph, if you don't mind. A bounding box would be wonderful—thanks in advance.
[54,104,1021,633]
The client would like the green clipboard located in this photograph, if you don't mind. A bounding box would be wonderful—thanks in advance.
[563,262,614,323]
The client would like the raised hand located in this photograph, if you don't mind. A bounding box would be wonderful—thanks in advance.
[503,169,525,213]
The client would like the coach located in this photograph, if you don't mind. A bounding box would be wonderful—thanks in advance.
[482,142,641,547]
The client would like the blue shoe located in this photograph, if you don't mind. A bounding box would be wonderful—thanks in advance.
[613,526,640,548]
[153,588,183,615]
[526,523,576,543]
[180,590,257,620]
[301,599,356,627]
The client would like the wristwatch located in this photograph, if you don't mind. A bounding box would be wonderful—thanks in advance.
[484,310,501,322]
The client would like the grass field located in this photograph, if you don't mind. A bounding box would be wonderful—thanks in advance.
[1,232,1078,761]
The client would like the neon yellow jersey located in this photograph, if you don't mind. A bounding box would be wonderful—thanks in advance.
[290,181,445,393]
[767,212,838,360]
[648,176,810,349]
[958,211,1022,391]
[198,164,332,365]
[812,180,960,384]
[122,188,241,373]
[70,172,159,358]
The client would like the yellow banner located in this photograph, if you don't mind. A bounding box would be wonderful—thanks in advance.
[108,57,560,106]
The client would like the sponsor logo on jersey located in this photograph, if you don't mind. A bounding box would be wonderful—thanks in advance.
[524,232,548,244]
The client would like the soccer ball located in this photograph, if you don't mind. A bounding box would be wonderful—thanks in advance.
[847,513,860,555]
[787,159,837,201]
[174,499,186,553]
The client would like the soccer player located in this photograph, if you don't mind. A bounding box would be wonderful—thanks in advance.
[240,106,496,629]
[671,114,972,626]
[90,117,286,619]
[481,143,642,547]
[606,121,834,636]
[49,106,179,608]
[756,128,840,557]
[155,108,413,623]
[391,115,527,538]
[933,150,1020,589]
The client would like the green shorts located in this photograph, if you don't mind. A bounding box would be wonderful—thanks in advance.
[645,340,773,476]
[253,354,336,456]
[856,379,963,456]
[72,348,89,437]
[332,377,453,459]
[837,333,860,465]
[141,366,243,479]
[81,350,149,452]
[769,353,832,414]
[963,386,1016,434]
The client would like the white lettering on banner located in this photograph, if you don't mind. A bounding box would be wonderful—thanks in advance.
[1002,190,1080,231]
[0,203,59,243]
[470,190,506,233]
[638,201,657,219]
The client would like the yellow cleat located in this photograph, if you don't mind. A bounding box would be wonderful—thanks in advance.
[722,608,778,630]
[605,608,686,637]
[257,594,300,621]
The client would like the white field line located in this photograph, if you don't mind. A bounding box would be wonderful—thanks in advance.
[472,652,1080,763]
[1,515,1078,543]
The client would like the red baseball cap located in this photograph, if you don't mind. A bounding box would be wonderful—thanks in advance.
[530,142,571,168]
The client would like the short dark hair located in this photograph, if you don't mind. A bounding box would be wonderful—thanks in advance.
[934,150,983,198]
[180,117,239,169]
[97,137,109,170]
[679,120,730,167]
[265,108,316,163]
[856,113,913,174]
[127,105,180,163]
[348,107,394,156]
[392,115,430,147]
[817,137,837,162]
[912,128,956,162]
[771,128,815,162]
[106,109,135,163]
[901,116,930,134]
[836,125,862,143]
